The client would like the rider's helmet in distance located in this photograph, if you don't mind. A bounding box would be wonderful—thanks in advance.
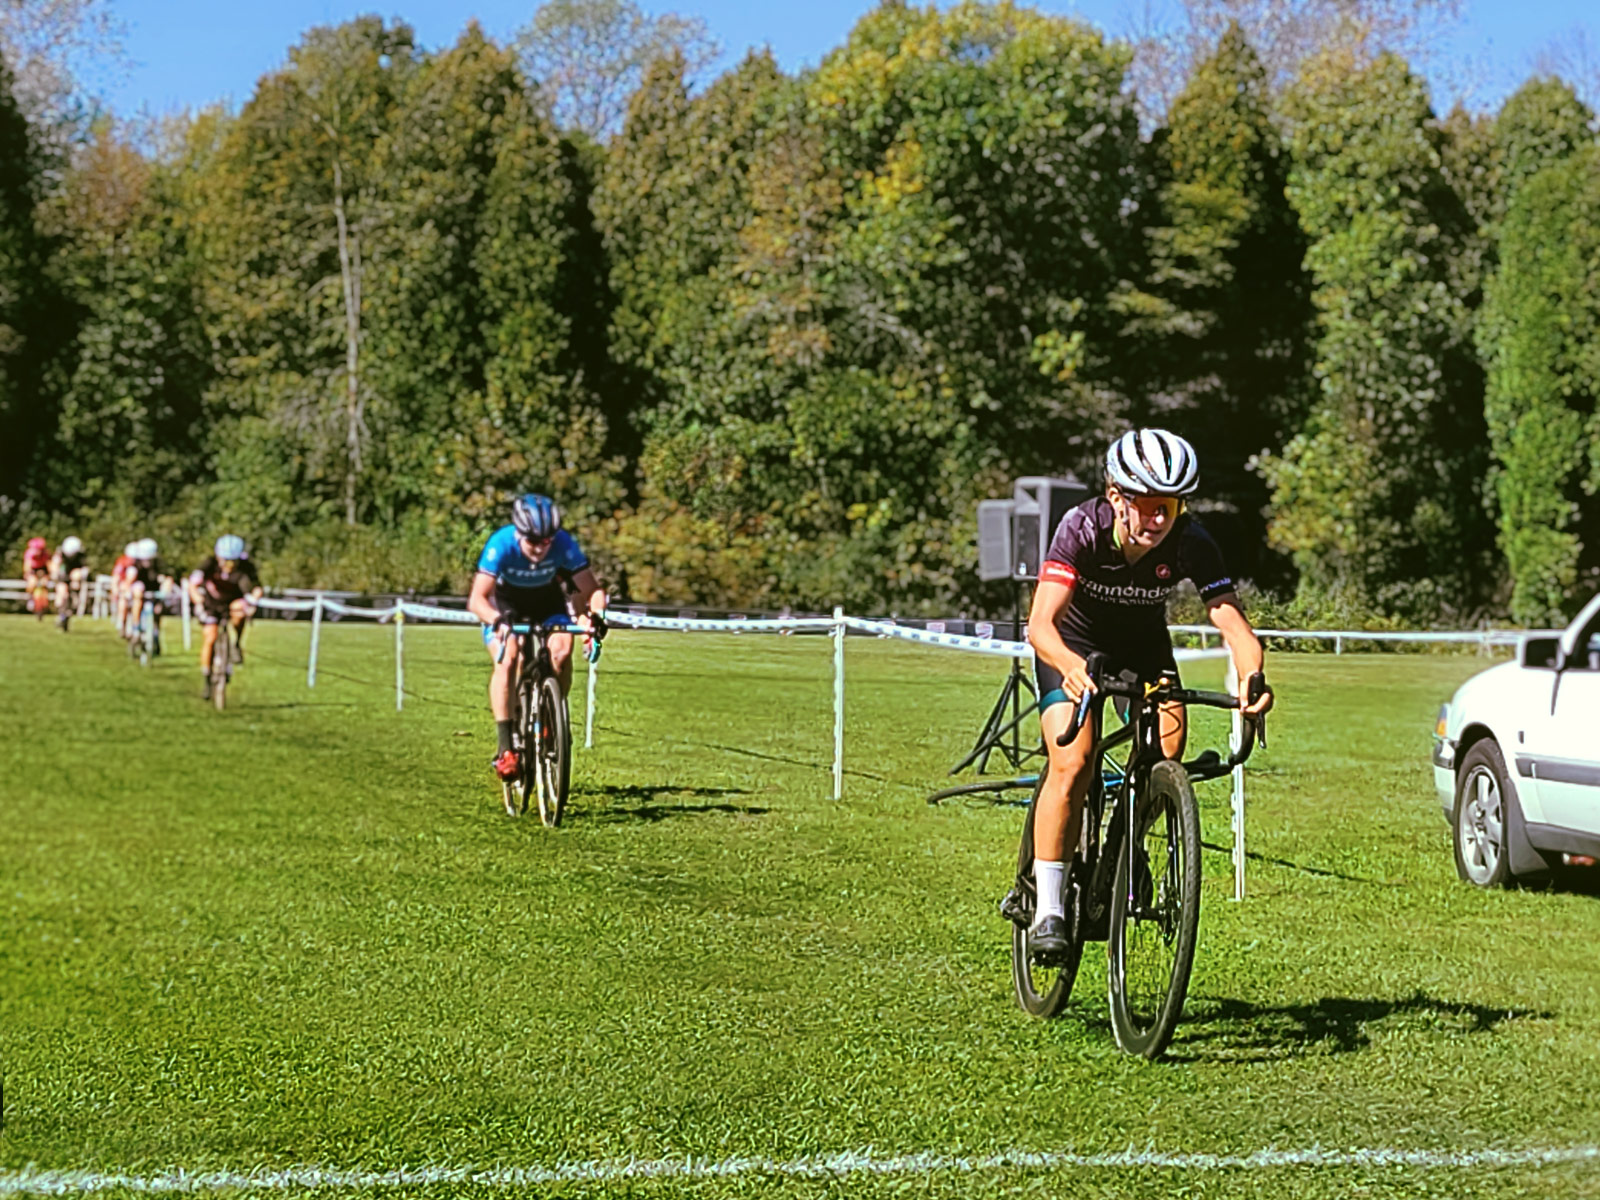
[511,493,562,541]
[1105,428,1200,497]
[215,534,246,561]
[135,538,158,562]
[27,536,46,551]
[61,536,83,556]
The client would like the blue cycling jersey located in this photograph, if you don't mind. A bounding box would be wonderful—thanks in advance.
[476,525,589,599]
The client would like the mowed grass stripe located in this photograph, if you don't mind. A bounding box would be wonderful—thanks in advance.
[2,619,1597,1200]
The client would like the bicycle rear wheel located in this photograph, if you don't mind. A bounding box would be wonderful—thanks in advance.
[1107,759,1201,1059]
[534,674,570,827]
[1009,777,1084,1019]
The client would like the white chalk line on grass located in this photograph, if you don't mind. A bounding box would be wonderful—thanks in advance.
[3,1145,1597,1195]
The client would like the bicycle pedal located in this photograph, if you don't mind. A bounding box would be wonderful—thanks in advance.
[998,886,1031,928]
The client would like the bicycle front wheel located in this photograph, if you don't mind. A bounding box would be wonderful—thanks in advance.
[1107,759,1201,1059]
[211,631,231,711]
[534,675,571,827]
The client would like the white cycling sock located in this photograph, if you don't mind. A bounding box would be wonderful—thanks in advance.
[1031,859,1065,927]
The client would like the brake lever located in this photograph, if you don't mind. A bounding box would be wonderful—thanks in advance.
[1246,671,1269,750]
[1054,651,1104,747]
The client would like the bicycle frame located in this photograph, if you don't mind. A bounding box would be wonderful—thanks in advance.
[1020,655,1262,926]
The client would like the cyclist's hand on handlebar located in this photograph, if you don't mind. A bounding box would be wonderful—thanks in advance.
[1238,671,1273,717]
[1061,658,1097,705]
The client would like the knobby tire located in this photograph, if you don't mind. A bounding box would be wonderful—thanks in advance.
[1107,759,1201,1059]
[535,674,570,828]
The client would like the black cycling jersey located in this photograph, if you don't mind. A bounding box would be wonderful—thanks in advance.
[1039,497,1234,661]
[191,555,260,611]
[131,560,170,593]
[55,552,85,575]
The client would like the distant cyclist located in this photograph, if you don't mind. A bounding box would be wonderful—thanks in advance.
[467,494,608,782]
[187,535,263,699]
[22,537,51,613]
[1015,429,1274,961]
[126,538,175,654]
[112,542,139,638]
[50,536,89,629]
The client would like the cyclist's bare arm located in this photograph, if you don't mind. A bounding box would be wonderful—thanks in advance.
[567,567,607,625]
[467,571,501,629]
[1026,579,1092,701]
[1205,593,1272,716]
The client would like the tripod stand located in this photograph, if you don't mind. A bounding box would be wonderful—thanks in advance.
[944,579,1046,780]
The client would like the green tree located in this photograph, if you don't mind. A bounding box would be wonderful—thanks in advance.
[35,121,211,517]
[195,17,419,531]
[1127,24,1314,585]
[607,2,1142,610]
[1261,50,1492,617]
[1477,147,1600,622]
[0,49,57,538]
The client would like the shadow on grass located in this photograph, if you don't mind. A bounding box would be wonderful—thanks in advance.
[577,782,769,824]
[1200,840,1386,885]
[1167,990,1551,1063]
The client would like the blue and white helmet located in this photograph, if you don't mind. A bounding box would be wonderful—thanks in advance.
[1105,428,1200,497]
[511,493,562,540]
[215,534,246,561]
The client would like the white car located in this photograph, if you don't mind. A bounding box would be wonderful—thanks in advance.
[1434,592,1600,887]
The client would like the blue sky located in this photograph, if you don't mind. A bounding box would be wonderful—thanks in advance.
[99,0,1598,118]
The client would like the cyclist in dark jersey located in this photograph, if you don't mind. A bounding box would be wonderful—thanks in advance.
[50,536,88,629]
[1021,428,1274,960]
[187,535,263,699]
[467,493,608,783]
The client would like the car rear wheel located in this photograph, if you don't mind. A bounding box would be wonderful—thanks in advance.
[1454,740,1514,889]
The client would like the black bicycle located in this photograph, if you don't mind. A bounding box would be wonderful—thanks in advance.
[1003,652,1266,1058]
[208,614,246,711]
[497,617,605,826]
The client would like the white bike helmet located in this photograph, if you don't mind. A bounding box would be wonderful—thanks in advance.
[1105,428,1200,497]
[123,542,139,558]
[215,534,246,560]
[135,538,158,561]
[61,536,83,555]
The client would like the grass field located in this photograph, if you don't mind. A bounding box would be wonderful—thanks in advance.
[2,616,1598,1198]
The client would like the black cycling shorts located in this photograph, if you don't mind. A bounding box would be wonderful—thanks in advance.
[1035,637,1180,713]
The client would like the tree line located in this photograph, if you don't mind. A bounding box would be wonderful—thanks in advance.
[1,1,1597,624]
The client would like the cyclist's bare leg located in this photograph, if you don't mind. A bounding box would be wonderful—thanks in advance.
[548,632,574,697]
[1035,703,1096,863]
[1159,699,1187,760]
[228,599,249,652]
[200,621,219,674]
[486,635,520,721]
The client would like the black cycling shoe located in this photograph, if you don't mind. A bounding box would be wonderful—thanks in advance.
[998,886,1030,928]
[1028,915,1071,964]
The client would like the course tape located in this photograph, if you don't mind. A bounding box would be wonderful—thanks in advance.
[3,1144,1594,1194]
[604,610,836,634]
[253,597,318,613]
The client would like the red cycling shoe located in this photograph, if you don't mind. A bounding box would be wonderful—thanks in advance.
[492,749,520,781]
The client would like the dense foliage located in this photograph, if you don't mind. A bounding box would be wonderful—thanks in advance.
[3,2,1598,620]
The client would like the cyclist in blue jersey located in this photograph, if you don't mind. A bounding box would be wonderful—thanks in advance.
[1017,429,1274,961]
[467,494,608,782]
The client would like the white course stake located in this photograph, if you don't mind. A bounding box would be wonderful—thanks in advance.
[180,584,192,650]
[395,608,405,712]
[307,595,323,688]
[585,645,596,750]
[1226,658,1245,902]
[833,607,845,801]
